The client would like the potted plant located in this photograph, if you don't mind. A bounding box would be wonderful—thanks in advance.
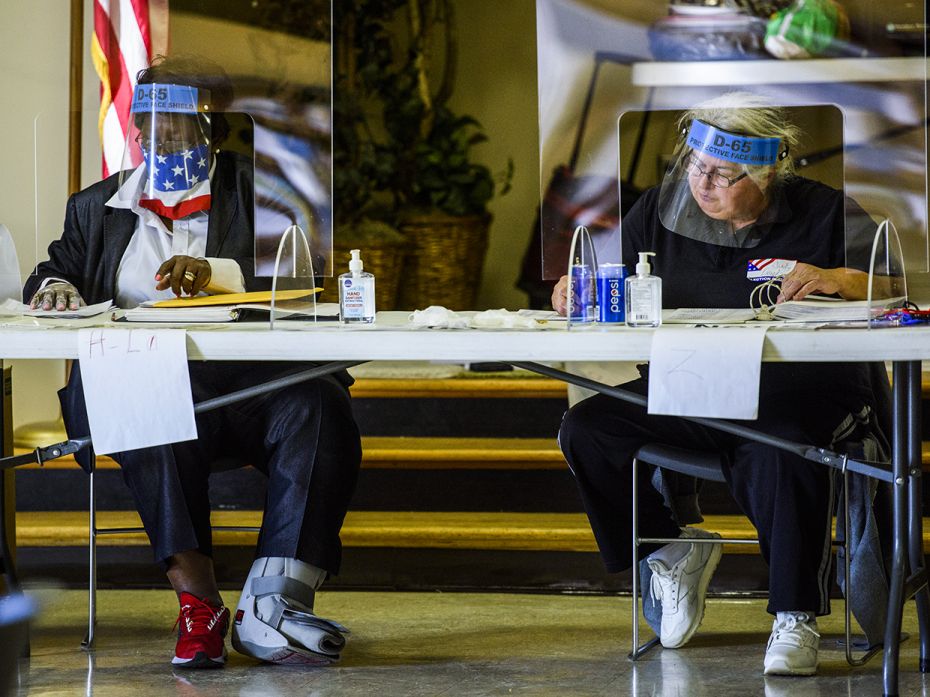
[334,0,512,310]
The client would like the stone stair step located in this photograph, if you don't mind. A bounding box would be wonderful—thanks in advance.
[21,436,930,470]
[349,376,567,399]
[19,510,905,555]
[13,436,567,471]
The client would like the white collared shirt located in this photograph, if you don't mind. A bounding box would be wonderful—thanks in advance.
[102,164,245,308]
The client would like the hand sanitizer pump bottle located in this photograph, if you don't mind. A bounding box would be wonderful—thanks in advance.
[339,248,376,323]
[624,252,661,327]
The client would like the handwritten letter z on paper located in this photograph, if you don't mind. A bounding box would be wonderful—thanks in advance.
[647,326,768,419]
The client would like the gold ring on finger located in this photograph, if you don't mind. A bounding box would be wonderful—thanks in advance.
[183,271,196,282]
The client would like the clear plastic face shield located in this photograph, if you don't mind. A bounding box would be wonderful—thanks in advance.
[117,83,214,219]
[657,119,787,247]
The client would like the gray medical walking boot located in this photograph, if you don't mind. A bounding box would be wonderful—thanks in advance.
[232,557,348,665]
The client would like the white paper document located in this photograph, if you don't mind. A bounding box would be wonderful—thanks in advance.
[664,308,757,324]
[648,326,768,419]
[119,305,239,323]
[772,297,904,322]
[78,328,197,455]
[0,298,115,318]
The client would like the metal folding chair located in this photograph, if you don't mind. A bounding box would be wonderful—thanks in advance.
[629,442,881,667]
[82,454,260,649]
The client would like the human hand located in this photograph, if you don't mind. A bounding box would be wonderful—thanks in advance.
[777,263,844,303]
[551,275,571,316]
[29,281,85,311]
[155,255,212,297]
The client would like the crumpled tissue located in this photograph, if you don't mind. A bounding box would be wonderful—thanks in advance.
[469,309,541,329]
[409,305,469,329]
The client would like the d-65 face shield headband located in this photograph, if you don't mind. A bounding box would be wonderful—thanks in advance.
[657,119,787,247]
[117,83,214,219]
[685,119,783,166]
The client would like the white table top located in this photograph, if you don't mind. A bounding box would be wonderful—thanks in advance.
[1,311,929,363]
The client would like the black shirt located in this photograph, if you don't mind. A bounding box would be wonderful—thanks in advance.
[621,176,878,412]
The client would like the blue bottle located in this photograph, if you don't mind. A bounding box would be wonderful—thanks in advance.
[596,263,626,323]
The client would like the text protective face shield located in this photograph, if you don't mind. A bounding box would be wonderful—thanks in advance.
[657,119,786,247]
[117,83,214,219]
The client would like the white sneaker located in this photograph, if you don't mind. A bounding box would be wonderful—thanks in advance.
[646,527,722,649]
[763,612,820,676]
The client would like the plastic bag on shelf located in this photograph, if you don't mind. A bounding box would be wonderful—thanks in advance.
[764,0,851,59]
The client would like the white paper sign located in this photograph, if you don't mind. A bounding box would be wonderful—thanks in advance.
[647,326,768,419]
[78,328,197,454]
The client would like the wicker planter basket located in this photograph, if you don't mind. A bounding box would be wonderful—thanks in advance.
[396,212,491,310]
[318,239,407,311]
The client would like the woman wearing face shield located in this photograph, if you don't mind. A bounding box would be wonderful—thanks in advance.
[553,94,885,676]
[22,56,361,670]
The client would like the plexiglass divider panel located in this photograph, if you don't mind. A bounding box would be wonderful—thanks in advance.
[536,0,928,304]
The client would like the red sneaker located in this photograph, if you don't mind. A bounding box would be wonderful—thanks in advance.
[172,592,229,669]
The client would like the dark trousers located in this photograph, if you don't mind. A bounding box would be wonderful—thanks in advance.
[61,362,361,574]
[558,378,860,616]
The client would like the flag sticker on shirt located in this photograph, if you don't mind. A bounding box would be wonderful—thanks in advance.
[747,258,796,282]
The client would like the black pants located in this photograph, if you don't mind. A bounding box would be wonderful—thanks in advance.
[558,377,861,616]
[61,362,361,574]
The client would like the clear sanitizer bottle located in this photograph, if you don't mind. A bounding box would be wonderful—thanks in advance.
[339,248,376,323]
[624,251,662,327]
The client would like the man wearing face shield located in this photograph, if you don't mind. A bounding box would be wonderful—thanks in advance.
[23,56,361,670]
[553,94,883,676]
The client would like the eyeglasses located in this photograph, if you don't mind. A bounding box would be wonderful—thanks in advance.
[687,156,748,189]
[134,133,197,154]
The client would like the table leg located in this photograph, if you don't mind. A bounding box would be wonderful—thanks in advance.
[0,361,18,595]
[905,360,930,671]
[884,361,916,696]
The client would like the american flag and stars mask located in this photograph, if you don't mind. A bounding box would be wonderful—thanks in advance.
[138,142,212,219]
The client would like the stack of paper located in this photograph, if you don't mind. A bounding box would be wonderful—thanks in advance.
[771,298,899,322]
[118,289,335,323]
[120,305,240,322]
[665,308,757,324]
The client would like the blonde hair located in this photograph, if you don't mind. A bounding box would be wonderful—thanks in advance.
[679,92,800,188]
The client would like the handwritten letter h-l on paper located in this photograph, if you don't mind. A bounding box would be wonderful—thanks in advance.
[78,328,197,455]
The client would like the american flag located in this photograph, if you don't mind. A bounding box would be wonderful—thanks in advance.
[747,259,776,272]
[90,0,169,177]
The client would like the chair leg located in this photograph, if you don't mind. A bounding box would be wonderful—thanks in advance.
[82,464,97,650]
[629,457,659,660]
[842,467,882,666]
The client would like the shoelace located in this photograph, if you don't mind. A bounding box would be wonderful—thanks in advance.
[648,565,679,609]
[772,615,821,645]
[174,596,224,636]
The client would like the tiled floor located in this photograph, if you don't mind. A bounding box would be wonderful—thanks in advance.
[9,589,930,696]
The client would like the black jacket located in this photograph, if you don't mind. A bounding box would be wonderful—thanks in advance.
[28,152,351,471]
[24,151,267,304]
